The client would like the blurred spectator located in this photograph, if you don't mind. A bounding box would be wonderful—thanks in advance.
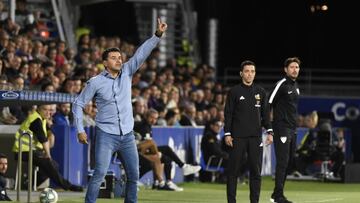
[15,0,34,28]
[0,75,17,124]
[5,55,22,81]
[148,84,162,111]
[166,87,179,110]
[28,58,42,85]
[179,104,197,126]
[165,109,181,127]
[296,114,305,127]
[133,97,147,122]
[0,153,11,201]
[55,41,66,68]
[53,103,73,126]
[32,10,50,40]
[0,58,4,75]
[295,111,319,175]
[9,75,28,123]
[0,1,9,21]
[72,77,82,94]
[155,106,167,126]
[2,18,20,36]
[59,78,75,94]
[31,41,48,62]
[134,109,201,190]
[77,33,90,50]
[18,62,30,88]
[195,110,205,125]
[41,82,55,92]
[330,128,345,177]
[64,48,77,69]
[83,101,95,127]
[75,47,90,65]
[200,118,228,182]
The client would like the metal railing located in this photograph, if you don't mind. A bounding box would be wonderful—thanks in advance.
[16,131,33,203]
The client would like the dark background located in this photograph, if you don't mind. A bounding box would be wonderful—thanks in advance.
[80,0,360,70]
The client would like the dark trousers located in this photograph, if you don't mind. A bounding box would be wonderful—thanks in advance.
[272,127,297,198]
[139,155,152,178]
[227,136,263,203]
[330,150,345,176]
[15,151,73,190]
[158,145,184,180]
[158,146,184,167]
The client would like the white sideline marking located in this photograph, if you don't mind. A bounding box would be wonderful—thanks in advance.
[304,198,343,203]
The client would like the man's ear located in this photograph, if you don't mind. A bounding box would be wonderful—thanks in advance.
[240,71,243,77]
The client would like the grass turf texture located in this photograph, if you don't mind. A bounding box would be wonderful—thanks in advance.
[11,176,360,203]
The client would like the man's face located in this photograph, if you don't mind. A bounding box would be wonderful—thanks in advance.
[59,103,71,115]
[241,65,256,85]
[210,121,223,133]
[285,62,300,80]
[38,105,52,120]
[0,158,8,174]
[147,112,159,125]
[104,52,123,74]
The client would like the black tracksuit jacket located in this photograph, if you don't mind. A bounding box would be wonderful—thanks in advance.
[268,76,299,131]
[224,83,272,137]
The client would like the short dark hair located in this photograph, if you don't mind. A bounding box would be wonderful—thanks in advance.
[146,108,158,118]
[0,153,7,159]
[208,118,222,127]
[284,57,301,68]
[165,110,176,120]
[240,60,255,72]
[102,47,121,61]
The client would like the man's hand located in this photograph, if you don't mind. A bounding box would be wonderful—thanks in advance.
[77,132,88,144]
[155,18,168,37]
[265,133,273,146]
[225,136,233,147]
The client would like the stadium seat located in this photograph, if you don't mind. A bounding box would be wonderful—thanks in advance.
[15,166,45,191]
[200,155,224,182]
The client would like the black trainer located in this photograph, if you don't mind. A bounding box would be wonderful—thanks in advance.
[275,196,293,203]
[270,194,293,203]
[157,183,175,191]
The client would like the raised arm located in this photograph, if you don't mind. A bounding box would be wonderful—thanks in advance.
[124,18,168,75]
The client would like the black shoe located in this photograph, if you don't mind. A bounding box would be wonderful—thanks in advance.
[157,183,175,191]
[69,185,84,192]
[274,196,293,203]
[270,194,292,203]
[270,193,277,203]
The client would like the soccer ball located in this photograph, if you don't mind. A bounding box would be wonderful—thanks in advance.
[39,188,58,203]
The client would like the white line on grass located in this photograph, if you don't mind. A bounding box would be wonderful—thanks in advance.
[303,198,344,203]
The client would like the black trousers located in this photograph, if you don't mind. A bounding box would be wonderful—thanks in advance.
[227,136,263,203]
[139,153,173,180]
[15,151,73,190]
[272,127,297,198]
[158,145,185,180]
[158,146,184,167]
[139,155,153,178]
[330,150,345,176]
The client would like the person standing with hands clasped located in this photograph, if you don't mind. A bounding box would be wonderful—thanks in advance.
[268,57,301,203]
[224,60,273,203]
[72,18,167,203]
